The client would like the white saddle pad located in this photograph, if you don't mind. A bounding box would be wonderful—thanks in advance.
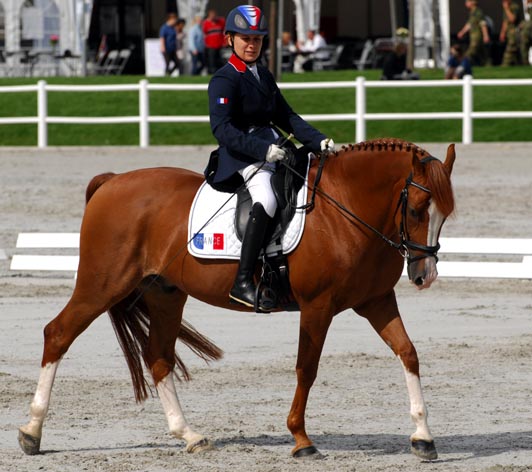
[187,166,310,260]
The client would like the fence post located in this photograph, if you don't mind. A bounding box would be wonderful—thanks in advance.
[37,80,48,148]
[139,79,149,148]
[462,74,473,145]
[356,76,366,143]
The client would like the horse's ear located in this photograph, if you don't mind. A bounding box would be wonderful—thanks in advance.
[443,144,456,175]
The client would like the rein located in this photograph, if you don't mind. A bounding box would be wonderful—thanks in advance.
[280,153,440,266]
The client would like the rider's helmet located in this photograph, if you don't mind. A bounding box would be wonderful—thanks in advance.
[225,5,268,36]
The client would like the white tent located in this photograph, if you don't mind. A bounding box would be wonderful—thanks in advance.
[289,0,451,68]
[0,0,453,75]
[413,0,450,68]
[1,0,91,54]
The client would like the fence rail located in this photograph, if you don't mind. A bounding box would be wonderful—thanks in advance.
[0,76,531,147]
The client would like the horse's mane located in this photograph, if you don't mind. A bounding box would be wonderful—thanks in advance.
[336,138,455,216]
[339,138,431,158]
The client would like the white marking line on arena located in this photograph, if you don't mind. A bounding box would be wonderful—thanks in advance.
[10,255,79,271]
[401,257,532,279]
[16,232,79,248]
[9,234,532,279]
[439,237,532,255]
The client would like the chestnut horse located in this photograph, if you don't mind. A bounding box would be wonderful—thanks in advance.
[19,138,455,460]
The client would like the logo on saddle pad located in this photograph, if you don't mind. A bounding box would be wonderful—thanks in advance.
[193,233,225,252]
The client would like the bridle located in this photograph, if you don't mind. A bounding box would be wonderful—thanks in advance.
[281,153,441,269]
[396,171,441,265]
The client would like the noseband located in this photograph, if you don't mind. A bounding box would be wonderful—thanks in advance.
[396,174,440,265]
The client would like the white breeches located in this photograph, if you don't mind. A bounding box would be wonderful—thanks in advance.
[239,162,278,218]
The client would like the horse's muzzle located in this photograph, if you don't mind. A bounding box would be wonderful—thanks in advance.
[408,256,438,290]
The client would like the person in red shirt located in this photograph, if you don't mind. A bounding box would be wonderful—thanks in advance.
[202,9,226,73]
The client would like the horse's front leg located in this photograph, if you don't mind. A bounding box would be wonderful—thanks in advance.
[287,306,333,459]
[356,291,437,460]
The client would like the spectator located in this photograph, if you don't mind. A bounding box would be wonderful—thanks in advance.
[445,44,473,79]
[281,31,297,72]
[381,42,420,80]
[457,0,491,66]
[203,9,226,74]
[293,29,328,73]
[188,15,205,75]
[521,0,532,65]
[159,12,179,76]
[500,0,523,66]
[174,18,187,75]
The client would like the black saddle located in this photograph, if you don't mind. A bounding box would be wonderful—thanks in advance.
[234,145,311,244]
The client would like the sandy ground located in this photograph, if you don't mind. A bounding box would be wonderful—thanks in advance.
[1,143,532,472]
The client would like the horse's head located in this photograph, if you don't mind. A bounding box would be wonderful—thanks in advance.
[396,144,456,290]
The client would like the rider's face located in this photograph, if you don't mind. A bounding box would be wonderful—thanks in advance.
[231,33,264,63]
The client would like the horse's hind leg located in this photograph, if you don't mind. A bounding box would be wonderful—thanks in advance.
[143,288,213,453]
[19,261,140,455]
[18,294,113,454]
[356,292,437,461]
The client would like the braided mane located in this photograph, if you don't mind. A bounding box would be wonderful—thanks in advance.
[337,138,431,158]
[335,138,455,217]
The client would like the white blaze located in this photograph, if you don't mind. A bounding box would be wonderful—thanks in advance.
[418,200,445,289]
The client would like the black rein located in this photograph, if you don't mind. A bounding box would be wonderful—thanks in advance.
[280,152,441,268]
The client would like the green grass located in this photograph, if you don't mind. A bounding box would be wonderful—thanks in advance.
[0,66,531,146]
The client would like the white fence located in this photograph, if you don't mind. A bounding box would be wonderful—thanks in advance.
[1,76,532,147]
[9,233,532,279]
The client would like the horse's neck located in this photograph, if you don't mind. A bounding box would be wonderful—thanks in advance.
[318,149,412,233]
[330,149,411,196]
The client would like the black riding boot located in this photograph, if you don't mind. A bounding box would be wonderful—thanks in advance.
[229,202,271,308]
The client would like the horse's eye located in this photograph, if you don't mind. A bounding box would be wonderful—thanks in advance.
[409,207,419,219]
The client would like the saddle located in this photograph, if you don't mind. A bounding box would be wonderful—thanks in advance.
[234,145,311,313]
[234,144,310,242]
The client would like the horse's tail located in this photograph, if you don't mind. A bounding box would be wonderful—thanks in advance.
[85,172,116,204]
[107,289,223,403]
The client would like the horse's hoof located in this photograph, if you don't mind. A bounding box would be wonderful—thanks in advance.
[18,429,41,455]
[186,437,213,454]
[411,439,438,460]
[292,445,323,459]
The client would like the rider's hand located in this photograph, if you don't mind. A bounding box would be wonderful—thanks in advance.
[320,138,336,152]
[265,144,287,163]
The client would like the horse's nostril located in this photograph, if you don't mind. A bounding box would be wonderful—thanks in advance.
[414,277,424,286]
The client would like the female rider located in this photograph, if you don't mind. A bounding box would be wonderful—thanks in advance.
[206,4,335,308]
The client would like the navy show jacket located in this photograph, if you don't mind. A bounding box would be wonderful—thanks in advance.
[207,54,326,184]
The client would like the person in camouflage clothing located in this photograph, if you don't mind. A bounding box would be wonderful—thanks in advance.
[500,0,523,66]
[458,0,491,66]
[521,0,532,65]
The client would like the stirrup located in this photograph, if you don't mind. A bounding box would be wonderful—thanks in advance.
[254,282,276,313]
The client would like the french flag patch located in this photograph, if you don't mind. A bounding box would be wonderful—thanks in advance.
[217,97,229,105]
